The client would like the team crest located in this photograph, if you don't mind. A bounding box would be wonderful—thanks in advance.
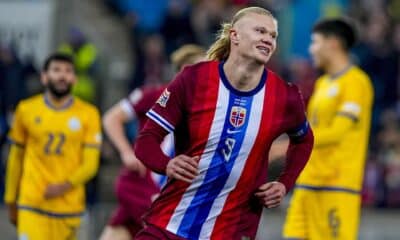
[157,88,171,107]
[230,106,246,128]
[68,117,81,131]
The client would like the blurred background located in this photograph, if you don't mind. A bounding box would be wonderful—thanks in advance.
[0,0,399,239]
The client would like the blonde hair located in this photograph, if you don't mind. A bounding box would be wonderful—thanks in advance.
[170,44,206,70]
[207,7,275,61]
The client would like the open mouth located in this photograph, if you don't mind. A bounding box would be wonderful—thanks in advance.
[256,46,271,56]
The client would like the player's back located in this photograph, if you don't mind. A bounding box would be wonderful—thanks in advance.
[9,94,101,214]
[297,66,373,191]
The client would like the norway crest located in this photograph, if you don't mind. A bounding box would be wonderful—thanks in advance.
[156,88,170,107]
[230,106,246,128]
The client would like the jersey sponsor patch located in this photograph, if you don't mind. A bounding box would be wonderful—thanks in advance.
[68,117,81,131]
[229,106,246,128]
[156,88,171,107]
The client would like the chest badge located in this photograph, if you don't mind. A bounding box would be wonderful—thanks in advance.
[68,117,81,131]
[34,116,41,124]
[230,106,246,128]
[327,85,339,97]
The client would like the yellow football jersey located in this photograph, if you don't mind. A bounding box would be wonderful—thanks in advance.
[7,94,101,215]
[297,66,373,191]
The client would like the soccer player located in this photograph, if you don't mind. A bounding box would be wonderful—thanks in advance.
[99,44,206,240]
[283,19,374,240]
[134,7,314,240]
[4,53,102,240]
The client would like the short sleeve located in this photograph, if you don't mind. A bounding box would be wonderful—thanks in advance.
[119,88,144,120]
[337,78,365,121]
[83,107,102,148]
[146,71,186,133]
[286,84,310,140]
[8,103,27,146]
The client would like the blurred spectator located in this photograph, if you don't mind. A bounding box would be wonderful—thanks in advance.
[284,57,317,105]
[191,0,229,46]
[0,44,28,112]
[131,34,169,89]
[117,0,168,39]
[0,43,36,202]
[376,109,400,207]
[353,13,398,137]
[59,28,98,103]
[161,0,196,55]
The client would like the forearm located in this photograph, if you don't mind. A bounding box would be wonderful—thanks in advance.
[67,147,100,186]
[313,116,354,147]
[134,121,170,174]
[103,111,132,154]
[278,128,314,192]
[4,145,24,204]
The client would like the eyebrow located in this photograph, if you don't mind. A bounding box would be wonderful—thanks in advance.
[255,26,278,36]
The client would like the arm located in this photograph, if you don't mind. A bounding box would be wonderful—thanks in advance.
[103,98,146,173]
[278,127,314,191]
[4,103,27,225]
[4,144,24,204]
[67,147,100,185]
[313,115,354,147]
[256,128,313,208]
[135,120,171,174]
[135,120,199,181]
[4,143,24,225]
[256,84,314,208]
[103,102,134,157]
[71,107,102,183]
[135,68,199,181]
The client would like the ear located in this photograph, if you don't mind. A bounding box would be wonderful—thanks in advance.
[328,36,341,50]
[230,28,239,45]
[40,72,47,86]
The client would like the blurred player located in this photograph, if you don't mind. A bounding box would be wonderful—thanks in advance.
[134,7,313,240]
[99,44,206,240]
[3,53,102,240]
[283,19,374,239]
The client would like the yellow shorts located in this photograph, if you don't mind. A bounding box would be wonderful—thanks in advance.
[282,185,361,240]
[17,207,81,240]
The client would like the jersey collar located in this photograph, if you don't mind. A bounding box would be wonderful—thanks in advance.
[43,93,74,111]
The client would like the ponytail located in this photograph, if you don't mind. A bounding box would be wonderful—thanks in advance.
[207,23,232,61]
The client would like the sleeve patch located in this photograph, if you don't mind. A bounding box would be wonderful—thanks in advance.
[341,102,361,115]
[156,89,171,108]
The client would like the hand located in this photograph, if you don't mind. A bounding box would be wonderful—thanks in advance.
[7,203,17,226]
[166,155,199,183]
[120,150,146,177]
[44,182,73,199]
[255,181,286,208]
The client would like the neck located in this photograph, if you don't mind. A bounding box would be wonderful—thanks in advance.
[45,91,73,108]
[325,52,351,77]
[223,55,265,92]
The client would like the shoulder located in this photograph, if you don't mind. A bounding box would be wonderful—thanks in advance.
[74,98,100,116]
[267,69,301,94]
[16,94,43,111]
[342,66,373,91]
[178,60,218,79]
